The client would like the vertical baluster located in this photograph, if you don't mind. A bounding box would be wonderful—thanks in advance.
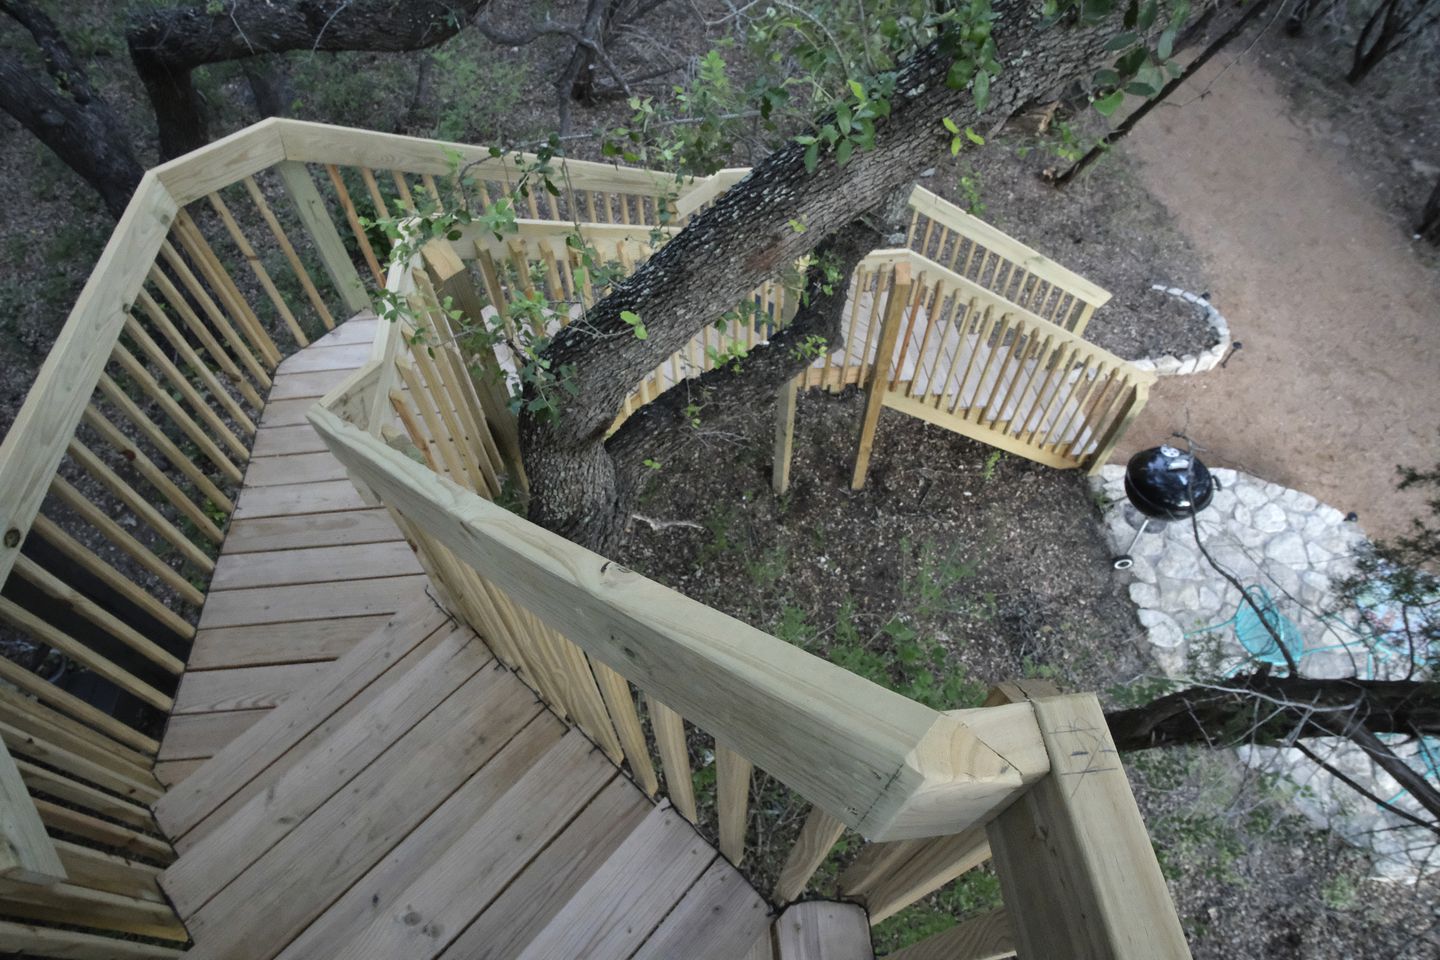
[648,696,697,824]
[715,743,752,866]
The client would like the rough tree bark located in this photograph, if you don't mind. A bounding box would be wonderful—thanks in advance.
[0,0,144,218]
[1106,671,1440,823]
[520,1,1130,552]
[1347,0,1440,85]
[1419,172,1440,244]
[127,0,494,158]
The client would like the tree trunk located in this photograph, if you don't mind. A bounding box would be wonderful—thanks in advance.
[0,0,143,217]
[1105,674,1440,750]
[244,58,294,119]
[1419,173,1440,244]
[520,2,1133,551]
[127,0,492,158]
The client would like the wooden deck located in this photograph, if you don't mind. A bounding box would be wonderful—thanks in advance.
[156,316,430,785]
[154,599,774,960]
[148,318,790,959]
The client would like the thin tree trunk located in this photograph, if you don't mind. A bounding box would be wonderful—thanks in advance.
[1419,173,1440,244]
[127,0,492,158]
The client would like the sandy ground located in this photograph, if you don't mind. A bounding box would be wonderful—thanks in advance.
[1111,55,1439,543]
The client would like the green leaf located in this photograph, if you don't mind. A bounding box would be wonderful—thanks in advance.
[1105,31,1138,51]
[942,116,961,134]
[1138,0,1159,29]
[848,79,865,99]
[1157,27,1177,60]
[835,139,854,167]
[972,70,990,112]
[804,141,820,174]
[1093,89,1125,116]
[965,126,986,145]
[836,102,853,134]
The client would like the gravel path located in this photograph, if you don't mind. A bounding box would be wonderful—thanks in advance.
[1110,55,1440,543]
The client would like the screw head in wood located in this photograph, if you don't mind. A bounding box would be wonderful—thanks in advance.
[3,528,21,548]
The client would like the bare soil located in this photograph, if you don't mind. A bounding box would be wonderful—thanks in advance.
[1114,47,1440,544]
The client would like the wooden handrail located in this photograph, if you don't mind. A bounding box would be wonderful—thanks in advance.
[307,405,1046,841]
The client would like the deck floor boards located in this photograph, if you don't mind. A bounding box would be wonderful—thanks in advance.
[159,317,423,767]
[157,314,782,959]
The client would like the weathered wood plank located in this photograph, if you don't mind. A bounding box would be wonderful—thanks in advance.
[512,802,714,960]
[159,605,454,843]
[197,575,429,629]
[432,776,651,960]
[162,628,493,916]
[631,858,772,960]
[243,451,349,486]
[179,669,543,959]
[209,540,421,590]
[229,468,364,520]
[172,663,328,715]
[157,711,266,762]
[185,615,397,669]
[987,694,1191,960]
[221,509,403,553]
[774,901,873,960]
[319,730,613,960]
[274,716,573,958]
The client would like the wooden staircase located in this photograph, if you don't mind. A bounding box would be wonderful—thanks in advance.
[151,598,873,960]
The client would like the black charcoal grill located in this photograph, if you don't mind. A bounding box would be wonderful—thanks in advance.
[1110,444,1216,570]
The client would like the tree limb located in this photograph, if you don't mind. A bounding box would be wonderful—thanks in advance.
[126,0,493,157]
[0,0,143,216]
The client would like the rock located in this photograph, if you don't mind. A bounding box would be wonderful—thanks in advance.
[1211,467,1238,488]
[1317,505,1345,525]
[1209,488,1237,515]
[1128,553,1157,584]
[1232,504,1252,529]
[1139,608,1185,649]
[1413,158,1440,178]
[1129,581,1160,608]
[1268,563,1302,600]
[1150,643,1188,677]
[1197,585,1224,614]
[1174,583,1201,611]
[1253,503,1289,534]
[1266,531,1309,566]
[1176,356,1198,375]
[1158,548,1200,580]
[1307,542,1333,565]
[1235,524,1269,549]
[1235,483,1268,508]
[1154,355,1183,376]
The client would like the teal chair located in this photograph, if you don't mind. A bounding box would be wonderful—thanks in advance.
[1188,585,1359,675]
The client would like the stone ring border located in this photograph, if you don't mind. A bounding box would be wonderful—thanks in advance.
[1128,285,1232,377]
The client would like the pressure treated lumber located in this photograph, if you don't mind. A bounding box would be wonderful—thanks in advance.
[775,901,874,960]
[886,908,1016,960]
[310,406,1046,840]
[986,694,1192,960]
[0,738,65,885]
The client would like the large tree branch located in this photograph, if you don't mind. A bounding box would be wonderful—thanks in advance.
[127,0,492,157]
[0,0,143,216]
[1105,673,1440,827]
[604,205,900,478]
[519,2,1125,549]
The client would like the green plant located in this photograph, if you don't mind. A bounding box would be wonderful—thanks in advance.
[980,449,1002,482]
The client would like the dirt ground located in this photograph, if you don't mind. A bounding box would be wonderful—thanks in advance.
[1113,52,1440,543]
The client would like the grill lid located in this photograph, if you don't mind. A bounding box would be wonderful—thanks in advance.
[1123,444,1215,520]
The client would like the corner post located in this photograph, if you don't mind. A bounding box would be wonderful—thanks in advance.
[851,262,913,491]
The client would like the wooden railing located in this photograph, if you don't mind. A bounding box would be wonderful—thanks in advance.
[0,117,1173,958]
[310,214,1187,955]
